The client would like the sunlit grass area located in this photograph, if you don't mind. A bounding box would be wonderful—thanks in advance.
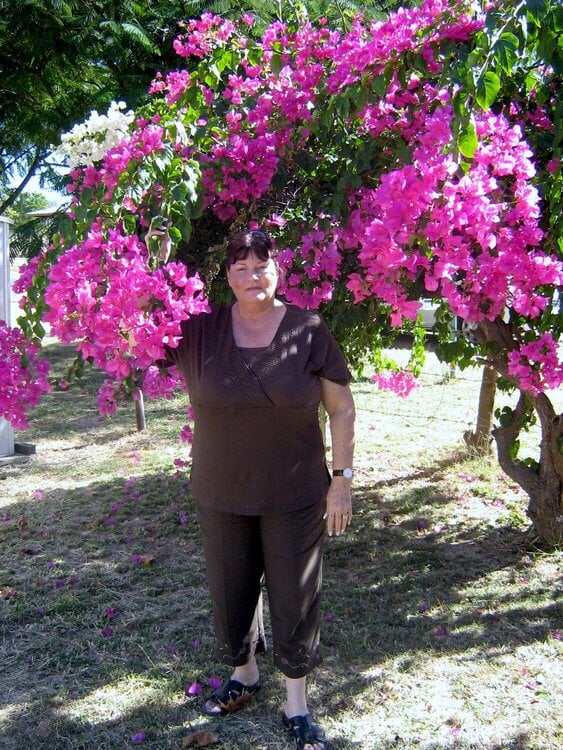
[1,343,561,749]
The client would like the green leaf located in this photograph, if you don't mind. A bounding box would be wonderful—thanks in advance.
[121,213,137,235]
[270,53,283,76]
[525,0,548,23]
[458,121,478,158]
[203,61,221,88]
[179,220,192,244]
[371,74,388,98]
[33,321,45,339]
[168,226,182,242]
[335,95,350,120]
[172,182,189,201]
[509,439,520,461]
[494,32,519,73]
[476,71,500,109]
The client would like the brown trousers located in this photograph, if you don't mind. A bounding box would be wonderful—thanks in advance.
[196,500,325,679]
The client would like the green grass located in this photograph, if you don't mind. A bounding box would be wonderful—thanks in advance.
[1,343,561,749]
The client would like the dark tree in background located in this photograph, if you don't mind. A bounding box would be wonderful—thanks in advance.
[0,0,403,216]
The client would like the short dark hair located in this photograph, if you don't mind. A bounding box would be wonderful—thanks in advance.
[226,229,276,267]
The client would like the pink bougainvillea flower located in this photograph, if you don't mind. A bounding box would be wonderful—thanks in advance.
[104,607,117,619]
[130,731,146,744]
[371,371,419,397]
[208,676,222,690]
[101,626,114,638]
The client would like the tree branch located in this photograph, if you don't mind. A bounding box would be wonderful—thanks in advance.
[0,150,44,215]
[491,393,542,498]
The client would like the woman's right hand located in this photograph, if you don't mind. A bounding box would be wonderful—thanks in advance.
[145,217,172,263]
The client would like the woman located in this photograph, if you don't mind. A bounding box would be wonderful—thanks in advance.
[163,228,355,750]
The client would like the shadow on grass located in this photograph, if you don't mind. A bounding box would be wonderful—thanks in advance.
[1,459,559,748]
[322,480,557,660]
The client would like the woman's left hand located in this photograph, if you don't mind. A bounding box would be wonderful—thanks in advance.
[325,479,352,537]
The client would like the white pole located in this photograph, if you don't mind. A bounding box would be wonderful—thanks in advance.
[0,217,15,456]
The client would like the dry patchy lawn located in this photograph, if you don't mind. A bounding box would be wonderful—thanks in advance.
[1,343,561,750]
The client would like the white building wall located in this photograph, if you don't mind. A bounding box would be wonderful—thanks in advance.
[0,217,15,456]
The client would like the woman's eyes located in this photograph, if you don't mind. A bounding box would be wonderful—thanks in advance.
[234,265,269,273]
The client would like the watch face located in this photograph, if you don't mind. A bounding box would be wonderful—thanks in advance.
[343,467,353,479]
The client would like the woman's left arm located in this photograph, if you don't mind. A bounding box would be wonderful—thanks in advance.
[320,378,356,537]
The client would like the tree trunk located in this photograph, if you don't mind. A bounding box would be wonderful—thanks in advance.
[466,318,562,546]
[135,389,146,431]
[464,364,497,453]
[492,392,563,546]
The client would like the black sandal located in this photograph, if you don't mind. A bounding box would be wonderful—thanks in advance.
[202,679,261,716]
[282,712,328,749]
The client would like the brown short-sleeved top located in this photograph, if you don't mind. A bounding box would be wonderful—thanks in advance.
[165,303,351,514]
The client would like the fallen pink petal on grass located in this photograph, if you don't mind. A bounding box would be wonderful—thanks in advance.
[208,676,222,690]
[130,731,146,744]
[458,472,474,482]
[185,682,203,696]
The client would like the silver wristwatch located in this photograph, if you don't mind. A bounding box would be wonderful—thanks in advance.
[332,467,353,479]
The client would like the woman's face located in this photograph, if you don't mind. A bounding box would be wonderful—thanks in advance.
[226,252,278,307]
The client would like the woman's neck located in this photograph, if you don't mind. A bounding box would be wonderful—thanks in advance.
[233,298,284,323]
[231,299,286,347]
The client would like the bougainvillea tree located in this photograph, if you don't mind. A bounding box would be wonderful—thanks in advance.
[2,0,561,543]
